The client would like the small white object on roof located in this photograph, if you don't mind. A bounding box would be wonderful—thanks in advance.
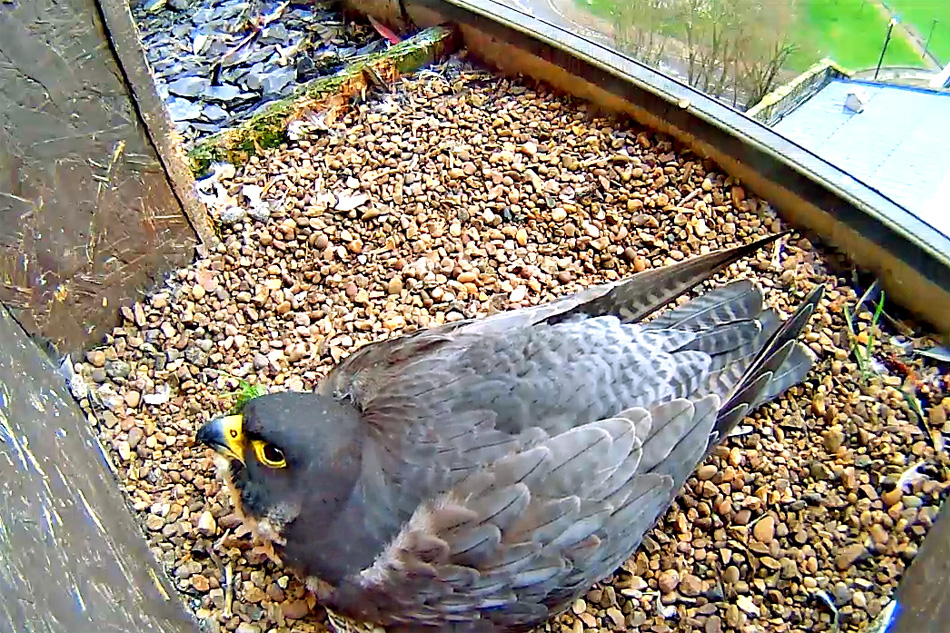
[844,88,867,113]
[930,61,950,89]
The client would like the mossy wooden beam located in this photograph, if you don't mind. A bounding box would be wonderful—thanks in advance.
[187,25,458,175]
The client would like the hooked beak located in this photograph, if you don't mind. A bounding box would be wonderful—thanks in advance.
[197,415,246,463]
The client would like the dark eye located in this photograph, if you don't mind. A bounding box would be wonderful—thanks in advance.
[252,440,287,468]
[262,444,284,463]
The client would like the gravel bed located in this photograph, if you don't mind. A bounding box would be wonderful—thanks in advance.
[69,57,950,633]
[133,0,386,144]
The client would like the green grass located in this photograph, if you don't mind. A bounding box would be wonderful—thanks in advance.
[576,0,928,72]
[887,0,950,64]
[579,0,616,18]
[789,0,926,71]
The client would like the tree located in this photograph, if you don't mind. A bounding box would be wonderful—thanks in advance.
[610,0,674,68]
[608,0,799,110]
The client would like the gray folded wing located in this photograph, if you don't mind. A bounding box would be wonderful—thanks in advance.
[337,395,720,631]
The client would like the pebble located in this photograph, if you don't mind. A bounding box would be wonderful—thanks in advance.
[836,544,869,570]
[658,569,679,593]
[128,427,144,449]
[192,574,211,592]
[753,515,775,544]
[106,360,131,380]
[882,487,903,507]
[282,600,311,620]
[117,440,132,462]
[71,56,950,633]
[125,390,141,408]
[145,514,165,531]
[680,573,703,596]
[87,350,106,368]
[824,426,845,452]
[197,510,217,536]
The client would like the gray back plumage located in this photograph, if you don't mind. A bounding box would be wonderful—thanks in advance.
[313,233,823,631]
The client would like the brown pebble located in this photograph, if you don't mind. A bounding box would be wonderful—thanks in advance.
[387,277,404,295]
[127,426,144,449]
[658,569,679,593]
[723,565,740,584]
[680,573,703,596]
[125,390,141,408]
[87,350,106,368]
[869,523,889,546]
[882,487,903,507]
[753,516,776,544]
[191,575,210,592]
[836,544,868,570]
[823,427,845,452]
[282,600,310,620]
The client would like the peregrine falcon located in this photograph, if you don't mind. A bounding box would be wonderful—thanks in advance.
[197,231,823,632]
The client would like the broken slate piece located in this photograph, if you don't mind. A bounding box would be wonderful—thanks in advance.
[261,24,289,44]
[203,84,245,102]
[190,122,224,133]
[201,104,229,121]
[167,75,210,98]
[167,97,203,122]
[259,66,296,96]
[242,62,266,90]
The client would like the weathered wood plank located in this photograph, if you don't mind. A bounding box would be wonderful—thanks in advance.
[0,304,197,632]
[891,500,950,633]
[0,0,197,352]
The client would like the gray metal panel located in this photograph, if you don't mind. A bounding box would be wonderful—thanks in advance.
[775,79,950,237]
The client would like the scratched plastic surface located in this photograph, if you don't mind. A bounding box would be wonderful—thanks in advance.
[0,305,196,632]
[0,0,197,352]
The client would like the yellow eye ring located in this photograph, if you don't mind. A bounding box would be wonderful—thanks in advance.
[251,440,287,469]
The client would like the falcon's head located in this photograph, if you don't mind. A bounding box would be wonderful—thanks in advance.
[196,392,365,572]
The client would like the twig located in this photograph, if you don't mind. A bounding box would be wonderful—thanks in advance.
[678,187,701,206]
[223,562,234,618]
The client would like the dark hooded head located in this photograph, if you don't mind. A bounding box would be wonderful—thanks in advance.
[196,391,367,574]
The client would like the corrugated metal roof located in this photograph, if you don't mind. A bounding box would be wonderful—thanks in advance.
[773,78,950,237]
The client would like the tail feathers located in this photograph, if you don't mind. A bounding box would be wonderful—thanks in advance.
[679,319,764,356]
[683,305,782,399]
[705,308,780,374]
[547,232,788,326]
[709,284,824,446]
[758,343,813,404]
[646,280,762,331]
